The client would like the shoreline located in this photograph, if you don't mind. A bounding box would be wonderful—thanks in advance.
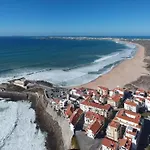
[77,41,148,89]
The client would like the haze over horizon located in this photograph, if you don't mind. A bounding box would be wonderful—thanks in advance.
[0,0,150,36]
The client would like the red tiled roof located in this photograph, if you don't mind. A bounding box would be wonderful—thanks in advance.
[70,108,83,125]
[119,138,132,150]
[125,100,137,107]
[65,105,74,117]
[109,95,121,102]
[87,120,103,134]
[101,137,118,150]
[109,120,120,129]
[115,109,141,124]
[98,86,109,91]
[81,100,112,111]
[85,111,105,123]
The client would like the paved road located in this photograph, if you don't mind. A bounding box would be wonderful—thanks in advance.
[76,131,101,150]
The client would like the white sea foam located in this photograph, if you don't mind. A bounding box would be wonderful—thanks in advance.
[0,41,137,87]
[0,100,46,150]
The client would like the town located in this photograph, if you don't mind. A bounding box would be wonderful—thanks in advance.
[45,85,150,150]
[1,78,150,150]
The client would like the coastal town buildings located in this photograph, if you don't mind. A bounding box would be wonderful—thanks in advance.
[114,109,142,131]
[84,111,105,126]
[86,120,103,139]
[100,137,118,150]
[69,108,83,132]
[145,97,150,111]
[118,138,132,150]
[80,100,113,118]
[40,84,148,149]
[124,100,139,113]
[97,86,109,96]
[106,120,122,142]
[107,95,122,108]
[65,105,74,118]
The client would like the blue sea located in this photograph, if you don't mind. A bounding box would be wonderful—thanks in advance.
[0,36,139,86]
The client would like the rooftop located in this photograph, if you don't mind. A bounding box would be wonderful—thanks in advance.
[119,138,132,150]
[87,120,103,134]
[109,120,120,129]
[85,111,105,123]
[101,137,118,150]
[81,100,112,111]
[115,109,141,124]
[125,100,137,107]
[65,105,74,117]
[70,108,83,125]
[109,95,121,102]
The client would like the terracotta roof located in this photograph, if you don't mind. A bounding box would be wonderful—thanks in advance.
[85,111,105,123]
[109,120,120,129]
[65,105,74,117]
[81,100,112,111]
[98,86,109,91]
[53,98,60,104]
[87,120,103,134]
[119,138,132,150]
[136,88,145,93]
[125,100,137,107]
[115,109,141,124]
[101,137,118,150]
[109,95,121,102]
[70,108,83,125]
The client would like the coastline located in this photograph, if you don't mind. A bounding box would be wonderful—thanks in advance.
[77,41,148,89]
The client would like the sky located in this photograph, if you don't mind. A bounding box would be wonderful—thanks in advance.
[0,0,150,36]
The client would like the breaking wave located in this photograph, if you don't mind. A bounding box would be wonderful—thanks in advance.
[0,100,46,150]
[0,41,137,87]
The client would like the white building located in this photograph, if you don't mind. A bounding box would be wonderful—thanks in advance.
[124,126,141,150]
[86,120,103,139]
[100,137,118,150]
[124,100,139,113]
[114,109,142,131]
[80,100,112,118]
[106,120,121,142]
[145,97,150,111]
[84,111,105,126]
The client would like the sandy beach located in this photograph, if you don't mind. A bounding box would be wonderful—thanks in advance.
[78,41,148,90]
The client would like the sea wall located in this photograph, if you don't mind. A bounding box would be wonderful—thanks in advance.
[0,91,28,100]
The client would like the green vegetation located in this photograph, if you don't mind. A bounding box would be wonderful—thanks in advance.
[141,112,150,118]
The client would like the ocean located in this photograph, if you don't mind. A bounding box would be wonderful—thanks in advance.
[0,36,138,149]
[0,36,137,86]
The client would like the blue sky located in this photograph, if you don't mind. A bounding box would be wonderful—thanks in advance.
[0,0,150,36]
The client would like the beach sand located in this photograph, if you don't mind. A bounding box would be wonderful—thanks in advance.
[78,42,148,90]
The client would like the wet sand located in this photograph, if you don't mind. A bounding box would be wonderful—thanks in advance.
[78,42,148,90]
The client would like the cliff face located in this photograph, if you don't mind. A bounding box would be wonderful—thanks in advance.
[45,103,73,150]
